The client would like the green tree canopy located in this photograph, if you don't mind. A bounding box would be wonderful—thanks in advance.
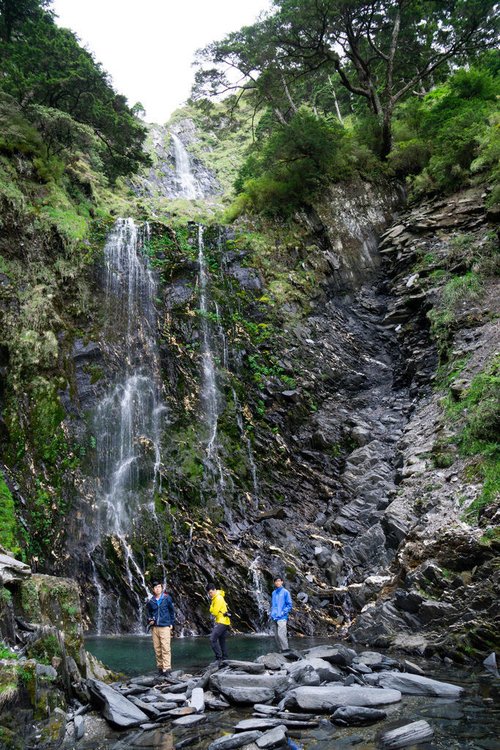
[0,1,149,180]
[195,0,499,157]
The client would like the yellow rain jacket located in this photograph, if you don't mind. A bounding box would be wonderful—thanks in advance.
[210,589,231,625]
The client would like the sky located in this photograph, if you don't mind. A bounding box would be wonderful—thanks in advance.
[51,0,272,124]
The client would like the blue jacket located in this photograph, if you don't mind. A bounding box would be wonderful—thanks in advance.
[146,591,175,627]
[271,586,292,621]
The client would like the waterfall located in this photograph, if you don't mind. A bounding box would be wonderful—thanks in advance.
[197,225,227,504]
[249,556,269,632]
[171,133,200,199]
[91,218,166,633]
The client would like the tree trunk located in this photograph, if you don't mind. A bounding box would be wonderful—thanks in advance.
[380,112,393,159]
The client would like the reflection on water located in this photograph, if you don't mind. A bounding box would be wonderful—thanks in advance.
[85,634,327,676]
[84,636,500,750]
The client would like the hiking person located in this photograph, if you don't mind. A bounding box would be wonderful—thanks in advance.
[146,580,175,676]
[207,583,231,666]
[270,576,292,652]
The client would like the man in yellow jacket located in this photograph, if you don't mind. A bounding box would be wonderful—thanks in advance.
[207,583,231,666]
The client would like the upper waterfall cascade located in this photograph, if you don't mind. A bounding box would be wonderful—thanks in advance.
[171,132,201,199]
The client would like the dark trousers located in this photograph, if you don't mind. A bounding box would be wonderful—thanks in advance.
[210,623,229,660]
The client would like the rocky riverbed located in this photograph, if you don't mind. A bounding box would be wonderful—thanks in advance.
[51,644,498,750]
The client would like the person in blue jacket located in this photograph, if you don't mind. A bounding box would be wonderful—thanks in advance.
[146,580,175,675]
[270,576,292,652]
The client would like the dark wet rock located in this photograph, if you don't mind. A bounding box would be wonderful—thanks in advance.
[379,719,433,748]
[172,713,207,727]
[225,660,266,674]
[208,731,264,749]
[331,706,387,725]
[364,671,463,697]
[87,678,149,728]
[216,686,276,705]
[283,685,402,711]
[256,725,288,748]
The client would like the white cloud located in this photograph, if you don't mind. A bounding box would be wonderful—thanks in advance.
[51,0,271,123]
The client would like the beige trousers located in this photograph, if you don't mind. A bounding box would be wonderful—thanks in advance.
[152,626,172,670]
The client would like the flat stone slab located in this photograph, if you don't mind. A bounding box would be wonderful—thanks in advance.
[380,719,434,748]
[88,679,149,728]
[164,706,196,717]
[284,685,402,712]
[158,692,187,703]
[364,671,463,697]
[253,704,278,715]
[210,673,288,692]
[172,713,208,727]
[208,731,263,749]
[188,687,205,713]
[331,706,387,725]
[234,718,282,732]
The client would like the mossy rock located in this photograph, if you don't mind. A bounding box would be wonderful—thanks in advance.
[19,575,85,669]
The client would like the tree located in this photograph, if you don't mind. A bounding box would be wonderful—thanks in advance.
[0,0,51,42]
[195,0,499,157]
[0,10,149,180]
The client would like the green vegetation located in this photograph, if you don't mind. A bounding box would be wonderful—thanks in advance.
[390,65,500,197]
[229,108,354,217]
[0,475,18,554]
[443,356,500,523]
[0,1,149,181]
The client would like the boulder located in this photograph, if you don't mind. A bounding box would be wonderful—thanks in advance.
[331,706,387,725]
[286,661,320,687]
[306,658,344,682]
[256,725,288,748]
[256,653,288,671]
[303,644,356,666]
[284,685,402,711]
[380,719,433,748]
[0,553,31,584]
[364,671,463,697]
[87,679,149,728]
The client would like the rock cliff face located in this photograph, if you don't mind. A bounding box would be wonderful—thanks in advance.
[1,169,498,659]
